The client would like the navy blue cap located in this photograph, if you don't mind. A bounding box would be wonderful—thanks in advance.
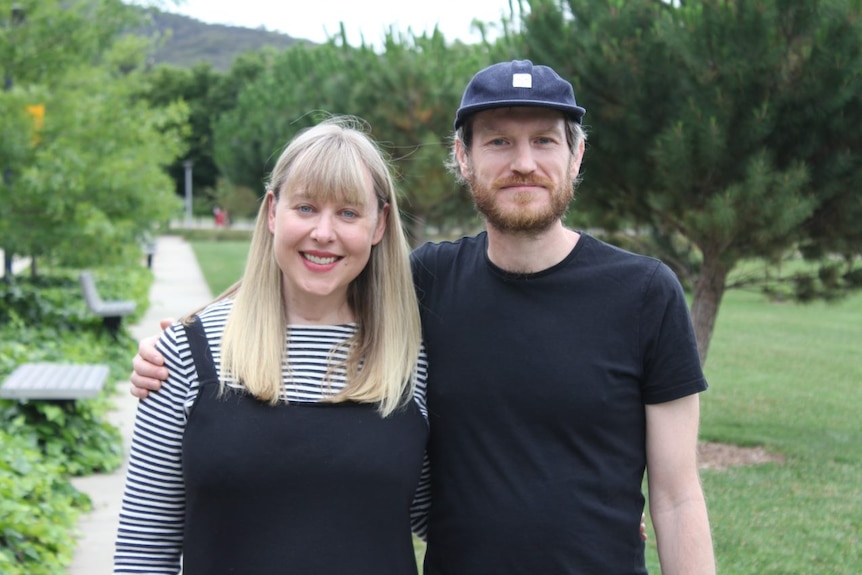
[454,60,586,129]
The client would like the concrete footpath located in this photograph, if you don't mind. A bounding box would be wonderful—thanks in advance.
[68,235,213,574]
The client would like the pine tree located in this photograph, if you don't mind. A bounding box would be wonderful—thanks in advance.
[521,0,862,363]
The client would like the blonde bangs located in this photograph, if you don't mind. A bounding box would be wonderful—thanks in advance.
[281,133,378,209]
[219,116,420,417]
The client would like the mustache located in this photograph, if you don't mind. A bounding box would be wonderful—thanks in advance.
[492,175,555,189]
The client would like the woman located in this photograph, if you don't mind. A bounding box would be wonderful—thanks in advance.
[114,117,429,574]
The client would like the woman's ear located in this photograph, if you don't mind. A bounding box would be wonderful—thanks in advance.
[372,203,389,246]
[266,190,277,233]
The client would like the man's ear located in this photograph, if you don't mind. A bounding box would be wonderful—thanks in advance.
[455,139,470,179]
[570,138,586,177]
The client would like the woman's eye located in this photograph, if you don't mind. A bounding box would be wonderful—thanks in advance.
[297,205,313,214]
[340,209,358,219]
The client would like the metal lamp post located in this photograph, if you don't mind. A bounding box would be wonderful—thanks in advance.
[183,159,194,226]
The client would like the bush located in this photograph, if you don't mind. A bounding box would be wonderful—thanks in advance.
[0,264,151,572]
[0,398,122,476]
[0,432,91,575]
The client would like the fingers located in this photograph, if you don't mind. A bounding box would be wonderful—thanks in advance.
[129,354,164,399]
[129,333,169,400]
[129,322,173,399]
[137,334,166,367]
[640,512,648,542]
[132,350,168,381]
[129,380,151,399]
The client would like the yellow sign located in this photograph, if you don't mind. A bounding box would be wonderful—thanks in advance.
[26,104,44,144]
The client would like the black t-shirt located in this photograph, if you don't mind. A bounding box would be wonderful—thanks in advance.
[412,232,707,575]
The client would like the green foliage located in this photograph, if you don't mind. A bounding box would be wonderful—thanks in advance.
[211,42,348,190]
[0,263,150,572]
[1,0,139,89]
[0,268,143,475]
[348,31,489,245]
[520,0,862,361]
[0,266,150,346]
[211,177,261,220]
[212,33,491,246]
[137,62,249,203]
[8,63,187,268]
[0,398,123,476]
[0,431,91,575]
[0,0,188,273]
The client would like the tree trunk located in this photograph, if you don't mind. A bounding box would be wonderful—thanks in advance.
[2,249,12,283]
[690,254,731,367]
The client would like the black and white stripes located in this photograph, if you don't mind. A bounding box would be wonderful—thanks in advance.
[114,299,431,574]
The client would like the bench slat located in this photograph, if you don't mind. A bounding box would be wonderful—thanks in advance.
[79,271,136,317]
[0,363,110,400]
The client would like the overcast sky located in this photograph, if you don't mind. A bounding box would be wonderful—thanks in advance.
[152,0,517,46]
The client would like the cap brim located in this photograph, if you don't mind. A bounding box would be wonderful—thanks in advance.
[455,100,586,128]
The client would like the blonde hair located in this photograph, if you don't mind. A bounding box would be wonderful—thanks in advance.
[215,116,421,417]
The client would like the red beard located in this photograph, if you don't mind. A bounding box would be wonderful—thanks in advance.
[468,174,574,234]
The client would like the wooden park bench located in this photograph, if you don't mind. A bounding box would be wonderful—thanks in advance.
[0,362,109,401]
[79,270,136,338]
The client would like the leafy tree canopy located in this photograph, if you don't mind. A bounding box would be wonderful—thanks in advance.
[520,0,862,362]
[1,0,188,274]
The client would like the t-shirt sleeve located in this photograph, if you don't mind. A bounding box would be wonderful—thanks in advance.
[639,262,708,404]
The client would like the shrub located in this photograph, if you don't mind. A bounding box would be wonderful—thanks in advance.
[0,431,91,575]
[0,263,151,572]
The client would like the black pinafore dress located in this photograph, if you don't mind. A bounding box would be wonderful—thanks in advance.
[180,317,428,575]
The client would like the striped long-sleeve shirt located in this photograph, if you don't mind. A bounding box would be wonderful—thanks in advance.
[113,298,431,574]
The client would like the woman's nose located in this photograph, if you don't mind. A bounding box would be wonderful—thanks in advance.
[310,212,335,242]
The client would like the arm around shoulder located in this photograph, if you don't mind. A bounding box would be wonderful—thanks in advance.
[129,318,175,398]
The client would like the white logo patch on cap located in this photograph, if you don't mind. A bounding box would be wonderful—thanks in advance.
[512,73,532,89]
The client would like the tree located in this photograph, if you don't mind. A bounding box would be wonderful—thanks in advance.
[211,41,346,194]
[520,0,862,364]
[0,0,187,275]
[338,29,488,245]
[139,64,226,201]
[212,31,491,245]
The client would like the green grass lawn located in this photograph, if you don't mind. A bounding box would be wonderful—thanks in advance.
[691,289,861,574]
[190,240,250,295]
[190,239,861,573]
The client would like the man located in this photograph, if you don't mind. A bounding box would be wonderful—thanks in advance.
[132,60,715,574]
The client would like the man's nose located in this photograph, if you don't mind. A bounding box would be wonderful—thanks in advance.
[510,143,537,175]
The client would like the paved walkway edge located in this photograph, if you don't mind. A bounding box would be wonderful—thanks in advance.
[68,235,213,574]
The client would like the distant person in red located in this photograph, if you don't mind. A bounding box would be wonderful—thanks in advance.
[213,206,226,227]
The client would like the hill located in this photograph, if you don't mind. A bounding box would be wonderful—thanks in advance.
[138,9,310,71]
